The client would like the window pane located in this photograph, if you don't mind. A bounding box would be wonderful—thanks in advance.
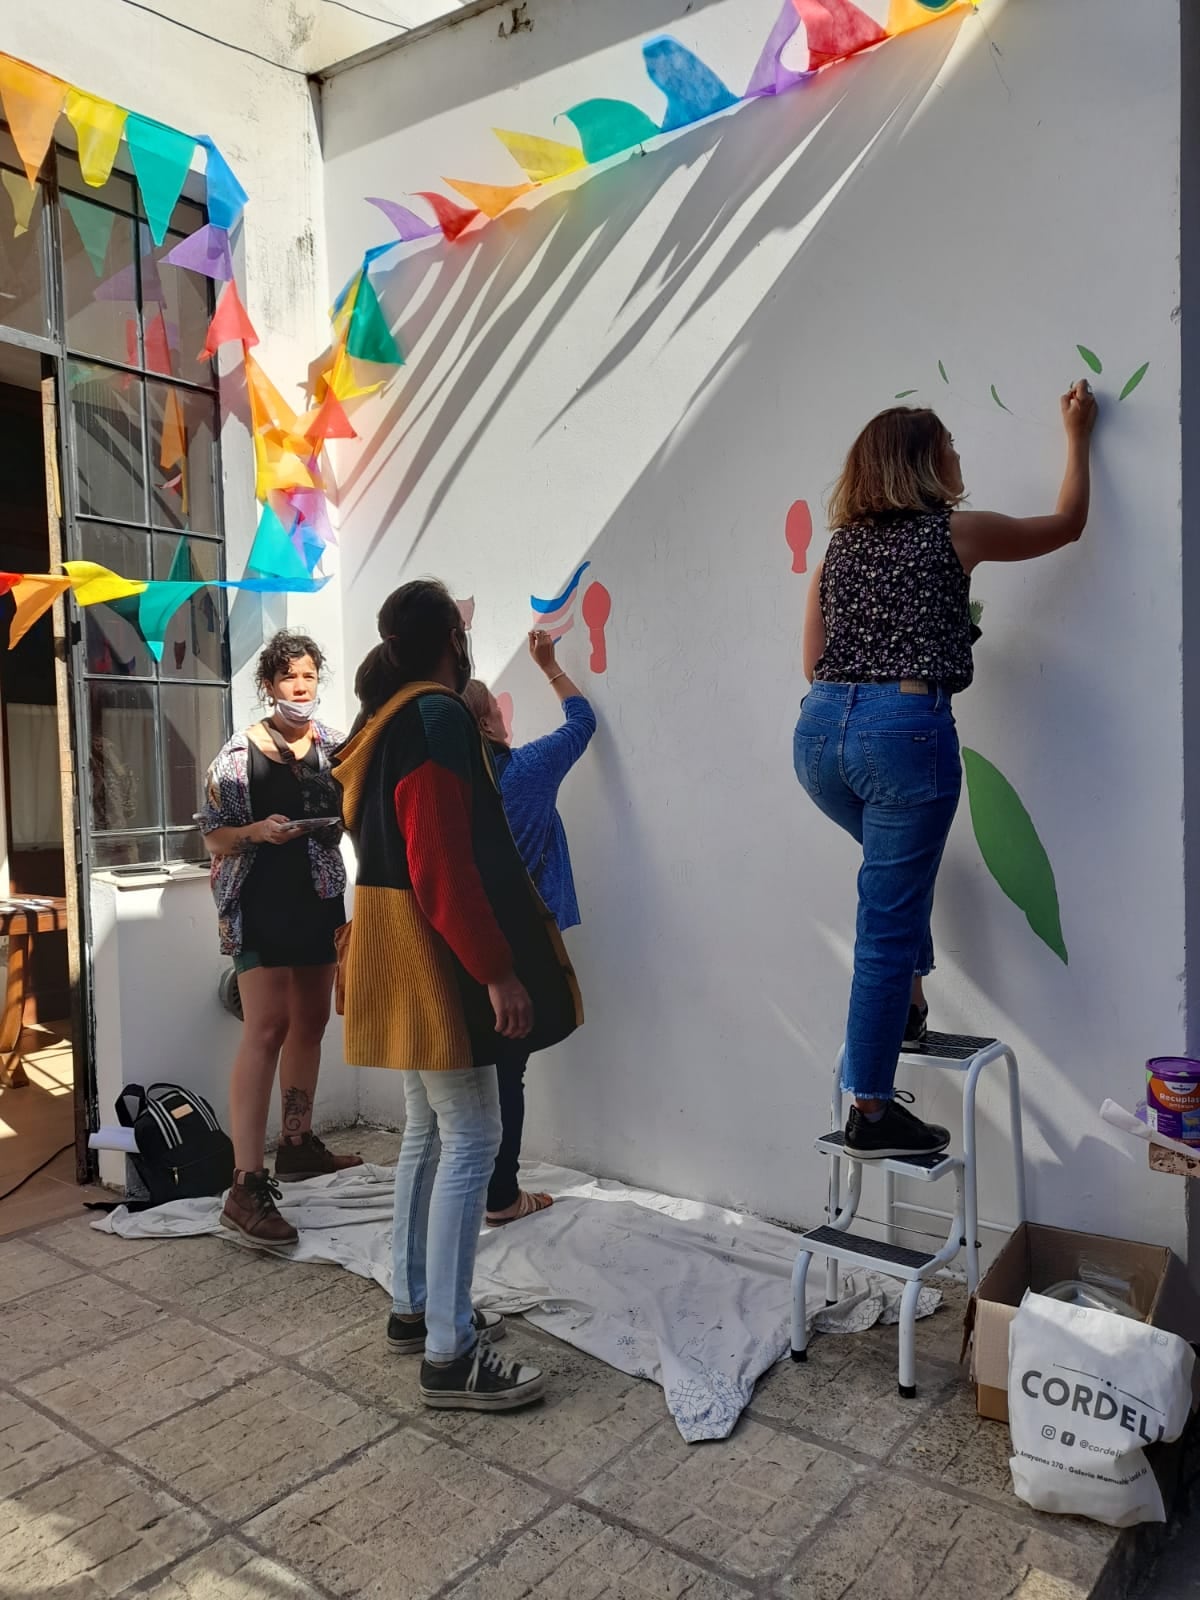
[147,382,217,533]
[68,363,146,522]
[62,196,136,365]
[92,833,163,868]
[0,165,49,337]
[78,522,153,677]
[160,683,227,828]
[166,827,207,864]
[57,147,136,215]
[88,682,159,831]
[152,533,226,683]
[149,228,214,387]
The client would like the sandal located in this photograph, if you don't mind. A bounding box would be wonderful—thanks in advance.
[486,1189,553,1227]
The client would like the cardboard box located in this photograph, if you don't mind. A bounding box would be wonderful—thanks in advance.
[965,1222,1200,1424]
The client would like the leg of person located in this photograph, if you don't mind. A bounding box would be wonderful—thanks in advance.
[486,1042,551,1225]
[274,963,363,1181]
[416,1067,544,1412]
[905,922,934,1046]
[842,713,961,1158]
[222,963,297,1248]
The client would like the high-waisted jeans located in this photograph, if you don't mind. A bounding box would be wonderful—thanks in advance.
[794,682,962,1101]
[391,1066,502,1361]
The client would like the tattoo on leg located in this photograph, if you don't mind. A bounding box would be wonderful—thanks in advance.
[282,1086,312,1137]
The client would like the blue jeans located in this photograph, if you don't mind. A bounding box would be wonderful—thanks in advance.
[794,682,962,1101]
[391,1066,502,1361]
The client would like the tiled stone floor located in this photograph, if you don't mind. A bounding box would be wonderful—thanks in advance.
[0,1127,1150,1598]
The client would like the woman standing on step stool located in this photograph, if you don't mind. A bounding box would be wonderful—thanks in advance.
[796,383,1097,1161]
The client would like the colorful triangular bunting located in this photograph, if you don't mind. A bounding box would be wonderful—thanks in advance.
[64,88,127,188]
[443,177,535,218]
[199,280,257,360]
[642,37,739,132]
[345,276,402,366]
[62,193,117,276]
[558,99,660,164]
[198,136,249,232]
[366,196,440,241]
[414,191,480,242]
[492,128,586,183]
[0,57,67,186]
[125,114,197,246]
[164,223,233,281]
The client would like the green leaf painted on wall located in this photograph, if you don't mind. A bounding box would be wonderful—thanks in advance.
[895,389,918,398]
[962,748,1068,964]
[938,360,949,384]
[1119,361,1150,400]
[990,384,1011,414]
[1076,344,1102,375]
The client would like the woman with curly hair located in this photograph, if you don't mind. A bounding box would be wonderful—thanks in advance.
[199,630,361,1248]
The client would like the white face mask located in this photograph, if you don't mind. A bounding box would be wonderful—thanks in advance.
[272,696,318,728]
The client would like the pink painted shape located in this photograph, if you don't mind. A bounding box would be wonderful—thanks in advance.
[456,595,475,630]
[580,580,611,675]
[546,616,574,644]
[785,499,813,573]
[532,594,576,629]
[496,692,514,742]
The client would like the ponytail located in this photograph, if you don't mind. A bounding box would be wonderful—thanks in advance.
[349,578,463,735]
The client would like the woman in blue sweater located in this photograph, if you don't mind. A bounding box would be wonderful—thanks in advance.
[464,630,596,1224]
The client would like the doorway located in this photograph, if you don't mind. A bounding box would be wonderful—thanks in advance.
[0,340,91,1224]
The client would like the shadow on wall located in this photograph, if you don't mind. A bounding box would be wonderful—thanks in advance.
[339,19,964,576]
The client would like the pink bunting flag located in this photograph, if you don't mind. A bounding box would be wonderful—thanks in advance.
[286,487,336,547]
[366,196,440,242]
[164,223,234,281]
[792,0,888,71]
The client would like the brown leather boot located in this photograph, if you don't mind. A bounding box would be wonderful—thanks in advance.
[220,1169,298,1249]
[274,1132,364,1183]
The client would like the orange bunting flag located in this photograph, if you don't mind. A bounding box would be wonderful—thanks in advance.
[492,128,585,184]
[244,350,299,436]
[304,387,356,443]
[443,177,535,219]
[159,386,188,471]
[0,58,69,186]
[253,431,315,498]
[8,575,71,649]
[415,191,480,242]
[199,280,258,360]
[64,88,127,188]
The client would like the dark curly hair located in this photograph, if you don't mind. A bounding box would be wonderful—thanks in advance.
[256,631,325,697]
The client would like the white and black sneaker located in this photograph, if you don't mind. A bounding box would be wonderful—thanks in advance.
[902,1003,929,1049]
[844,1092,950,1161]
[387,1308,505,1354]
[419,1340,544,1412]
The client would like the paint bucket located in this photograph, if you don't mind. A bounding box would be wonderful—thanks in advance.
[1145,1058,1200,1147]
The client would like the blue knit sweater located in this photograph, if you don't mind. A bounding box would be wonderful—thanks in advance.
[492,695,596,931]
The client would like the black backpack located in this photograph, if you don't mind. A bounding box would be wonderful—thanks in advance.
[116,1083,234,1208]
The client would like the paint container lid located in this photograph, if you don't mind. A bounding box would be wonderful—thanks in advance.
[1147,1057,1200,1075]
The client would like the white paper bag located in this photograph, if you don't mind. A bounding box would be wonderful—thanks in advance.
[1008,1290,1195,1527]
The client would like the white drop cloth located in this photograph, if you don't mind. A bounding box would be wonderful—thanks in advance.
[94,1160,941,1441]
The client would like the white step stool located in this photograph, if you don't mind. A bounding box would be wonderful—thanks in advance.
[790,1032,1027,1397]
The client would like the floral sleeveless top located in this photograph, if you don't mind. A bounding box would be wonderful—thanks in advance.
[814,508,974,693]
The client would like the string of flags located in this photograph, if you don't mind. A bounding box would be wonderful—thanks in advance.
[0,0,982,651]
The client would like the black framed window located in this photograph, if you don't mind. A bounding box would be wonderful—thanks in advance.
[0,123,231,867]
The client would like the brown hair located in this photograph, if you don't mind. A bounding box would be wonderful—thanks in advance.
[349,579,463,735]
[828,407,962,528]
[461,679,491,725]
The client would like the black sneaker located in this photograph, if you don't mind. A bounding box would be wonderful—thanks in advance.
[386,1307,505,1354]
[419,1340,544,1412]
[844,1093,950,1161]
[902,1003,929,1049]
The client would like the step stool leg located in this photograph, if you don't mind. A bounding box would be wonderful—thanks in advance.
[825,1255,839,1307]
[1003,1046,1027,1223]
[963,1059,983,1295]
[883,1168,897,1246]
[897,1278,923,1398]
[791,1250,814,1361]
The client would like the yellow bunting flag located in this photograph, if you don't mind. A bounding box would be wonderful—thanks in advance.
[0,57,68,186]
[492,128,586,183]
[1,167,36,236]
[64,89,128,188]
[328,344,384,402]
[886,0,970,35]
[253,431,314,498]
[63,560,148,607]
[443,177,535,219]
[8,575,72,648]
[244,350,299,436]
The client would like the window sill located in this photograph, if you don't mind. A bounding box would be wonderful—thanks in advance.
[92,864,210,892]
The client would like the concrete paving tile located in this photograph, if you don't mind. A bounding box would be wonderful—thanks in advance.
[749,1329,956,1456]
[0,1271,163,1382]
[20,1315,268,1444]
[0,1455,209,1597]
[581,1417,864,1581]
[31,1214,167,1269]
[890,1377,1023,1503]
[199,1259,384,1358]
[103,1233,296,1305]
[0,1392,93,1497]
[143,1534,326,1600]
[245,1426,548,1599]
[115,1366,395,1522]
[774,1470,1114,1599]
[301,1317,662,1487]
[445,1503,754,1600]
[0,1236,81,1305]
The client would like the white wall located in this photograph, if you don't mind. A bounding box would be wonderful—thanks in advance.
[0,0,355,1145]
[322,0,1190,1256]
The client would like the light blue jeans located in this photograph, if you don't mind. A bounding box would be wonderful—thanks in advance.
[794,682,962,1102]
[391,1066,502,1362]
